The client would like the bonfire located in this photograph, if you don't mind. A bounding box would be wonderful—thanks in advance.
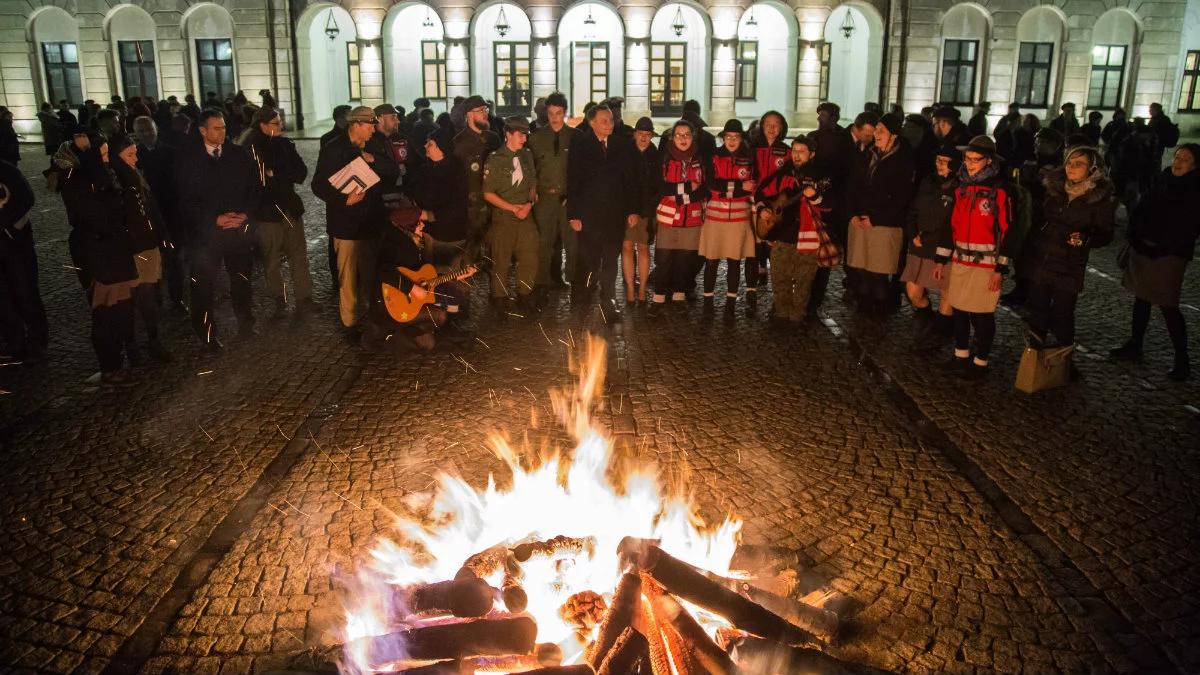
[336,335,849,675]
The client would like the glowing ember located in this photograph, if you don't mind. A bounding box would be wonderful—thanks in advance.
[338,334,742,673]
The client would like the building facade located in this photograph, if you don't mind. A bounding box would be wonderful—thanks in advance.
[2,0,1198,136]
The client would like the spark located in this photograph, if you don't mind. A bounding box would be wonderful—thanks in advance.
[513,367,522,371]
[198,425,215,442]
[281,498,312,517]
[197,370,213,376]
[276,424,292,441]
[136,254,148,261]
[238,273,249,281]
[537,322,553,345]
[506,312,525,318]
[61,264,81,271]
[475,337,490,349]
[266,502,289,517]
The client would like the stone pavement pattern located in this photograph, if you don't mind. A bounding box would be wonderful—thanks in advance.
[1,142,1197,674]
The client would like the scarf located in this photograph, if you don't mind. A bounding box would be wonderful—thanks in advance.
[1063,167,1101,202]
[868,139,898,178]
[667,141,696,164]
[957,161,998,186]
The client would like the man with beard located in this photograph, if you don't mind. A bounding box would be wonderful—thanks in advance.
[366,103,407,208]
[931,105,971,148]
[453,95,501,262]
[566,105,639,320]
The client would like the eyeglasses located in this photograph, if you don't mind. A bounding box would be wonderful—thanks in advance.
[963,154,987,164]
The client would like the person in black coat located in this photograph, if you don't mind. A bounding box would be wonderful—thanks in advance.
[624,116,661,305]
[0,159,49,363]
[566,104,639,318]
[176,109,262,350]
[0,108,20,166]
[37,103,62,156]
[1025,146,1115,350]
[901,144,959,345]
[69,147,139,382]
[133,116,187,314]
[409,130,470,317]
[245,106,314,318]
[1110,144,1200,380]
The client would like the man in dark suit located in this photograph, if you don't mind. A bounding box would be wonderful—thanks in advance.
[176,108,262,350]
[566,104,639,320]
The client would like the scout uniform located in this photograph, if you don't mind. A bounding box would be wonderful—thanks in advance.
[452,95,500,255]
[482,117,539,301]
[527,121,577,288]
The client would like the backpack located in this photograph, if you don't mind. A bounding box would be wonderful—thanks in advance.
[1161,122,1180,148]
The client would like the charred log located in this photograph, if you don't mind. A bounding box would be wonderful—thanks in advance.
[597,627,649,675]
[405,577,497,618]
[354,617,537,667]
[584,572,641,667]
[513,536,597,563]
[647,586,736,675]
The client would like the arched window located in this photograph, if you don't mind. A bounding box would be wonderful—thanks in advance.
[383,3,446,111]
[939,4,990,106]
[182,3,237,100]
[471,2,533,116]
[106,5,160,100]
[1014,6,1065,109]
[298,3,359,125]
[557,2,624,117]
[735,1,797,120]
[1089,9,1139,110]
[823,4,884,122]
[649,3,709,117]
[29,7,82,106]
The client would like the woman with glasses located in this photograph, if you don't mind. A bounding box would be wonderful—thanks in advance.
[648,120,708,315]
[1025,146,1115,353]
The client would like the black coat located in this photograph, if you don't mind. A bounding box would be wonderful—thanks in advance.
[1028,168,1116,292]
[1128,168,1200,261]
[176,141,262,242]
[411,157,469,242]
[114,162,167,253]
[64,153,136,284]
[245,133,307,222]
[906,173,956,259]
[0,121,19,165]
[847,140,917,228]
[311,134,386,241]
[0,159,34,243]
[633,143,662,218]
[566,132,638,242]
[137,142,183,241]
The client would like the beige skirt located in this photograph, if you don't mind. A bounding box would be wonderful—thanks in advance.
[698,218,756,260]
[91,279,137,309]
[134,247,162,284]
[625,215,651,245]
[846,226,902,275]
[948,263,1000,313]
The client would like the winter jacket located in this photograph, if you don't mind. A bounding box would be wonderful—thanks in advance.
[1127,168,1200,261]
[245,133,307,222]
[176,141,263,243]
[1027,167,1116,292]
[905,173,956,259]
[65,152,136,285]
[113,161,167,253]
[311,133,386,241]
[566,132,638,241]
[656,151,708,229]
[0,120,19,165]
[631,143,662,219]
[0,159,34,242]
[411,156,469,242]
[137,142,184,242]
[751,113,790,199]
[846,139,916,228]
[705,145,756,224]
[935,168,1015,273]
[754,162,830,250]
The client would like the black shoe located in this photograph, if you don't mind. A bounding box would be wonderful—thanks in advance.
[950,355,970,375]
[271,298,288,320]
[960,361,989,380]
[646,302,664,318]
[1168,358,1190,382]
[101,369,137,387]
[702,297,715,314]
[1108,342,1144,361]
[148,340,173,363]
[517,294,539,317]
[601,301,622,323]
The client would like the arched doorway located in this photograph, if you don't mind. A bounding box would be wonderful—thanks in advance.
[28,6,83,107]
[104,5,160,101]
[471,2,532,116]
[823,4,882,122]
[649,2,710,119]
[735,1,796,121]
[1090,8,1140,113]
[383,3,446,113]
[556,2,624,117]
[297,4,357,126]
[181,3,237,100]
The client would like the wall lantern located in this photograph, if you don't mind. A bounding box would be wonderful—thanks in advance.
[840,9,856,39]
[324,10,341,40]
[671,4,686,36]
[422,7,435,29]
[746,8,757,27]
[494,5,511,37]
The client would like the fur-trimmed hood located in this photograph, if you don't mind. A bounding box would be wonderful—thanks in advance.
[1040,165,1115,204]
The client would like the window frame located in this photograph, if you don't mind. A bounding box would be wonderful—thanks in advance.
[571,41,609,111]
[649,41,687,117]
[346,42,361,101]
[735,40,757,101]
[421,40,447,100]
[1088,44,1127,111]
[41,42,83,107]
[493,41,532,117]
[117,39,158,101]
[818,40,831,103]
[939,38,979,106]
[1014,41,1053,108]
[194,37,235,101]
[1179,50,1200,112]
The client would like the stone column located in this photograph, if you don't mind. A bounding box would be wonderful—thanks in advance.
[619,4,655,121]
[349,7,386,106]
[528,3,561,99]
[442,5,473,101]
[708,4,741,123]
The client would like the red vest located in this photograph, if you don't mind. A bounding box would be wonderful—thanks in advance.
[657,157,705,228]
[754,144,789,198]
[945,182,1012,269]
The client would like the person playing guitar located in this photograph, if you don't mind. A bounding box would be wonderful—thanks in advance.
[371,203,481,351]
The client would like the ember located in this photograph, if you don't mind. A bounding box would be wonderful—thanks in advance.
[336,335,847,674]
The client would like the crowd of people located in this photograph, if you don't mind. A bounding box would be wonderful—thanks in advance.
[0,89,1196,386]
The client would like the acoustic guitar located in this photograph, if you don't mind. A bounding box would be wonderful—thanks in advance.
[381,262,482,323]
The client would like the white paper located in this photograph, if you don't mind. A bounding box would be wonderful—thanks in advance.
[328,156,380,195]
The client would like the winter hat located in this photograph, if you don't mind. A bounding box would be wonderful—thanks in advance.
[959,135,1000,159]
[931,105,961,121]
[389,202,423,232]
[877,113,903,135]
[935,143,963,171]
[720,119,745,136]
[634,117,655,133]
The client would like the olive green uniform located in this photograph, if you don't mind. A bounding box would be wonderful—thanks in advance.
[453,127,500,255]
[483,145,539,298]
[527,124,577,286]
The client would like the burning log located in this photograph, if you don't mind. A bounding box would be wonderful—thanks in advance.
[468,643,563,671]
[583,572,641,667]
[511,666,595,675]
[406,577,497,618]
[636,596,677,675]
[729,545,801,577]
[355,617,537,668]
[501,552,529,613]
[646,585,736,675]
[460,545,510,578]
[696,570,839,644]
[512,535,596,562]
[397,661,469,674]
[597,627,649,675]
[619,538,821,649]
[719,632,881,675]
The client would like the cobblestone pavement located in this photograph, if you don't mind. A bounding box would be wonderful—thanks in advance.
[1,141,1197,674]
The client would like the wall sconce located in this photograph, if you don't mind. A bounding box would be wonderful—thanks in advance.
[671,4,686,36]
[746,8,757,27]
[840,9,856,39]
[494,5,511,37]
[324,10,340,40]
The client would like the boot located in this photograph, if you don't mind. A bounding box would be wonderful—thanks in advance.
[1108,341,1144,361]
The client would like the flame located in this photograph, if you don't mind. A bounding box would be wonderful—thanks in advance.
[339,334,742,673]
